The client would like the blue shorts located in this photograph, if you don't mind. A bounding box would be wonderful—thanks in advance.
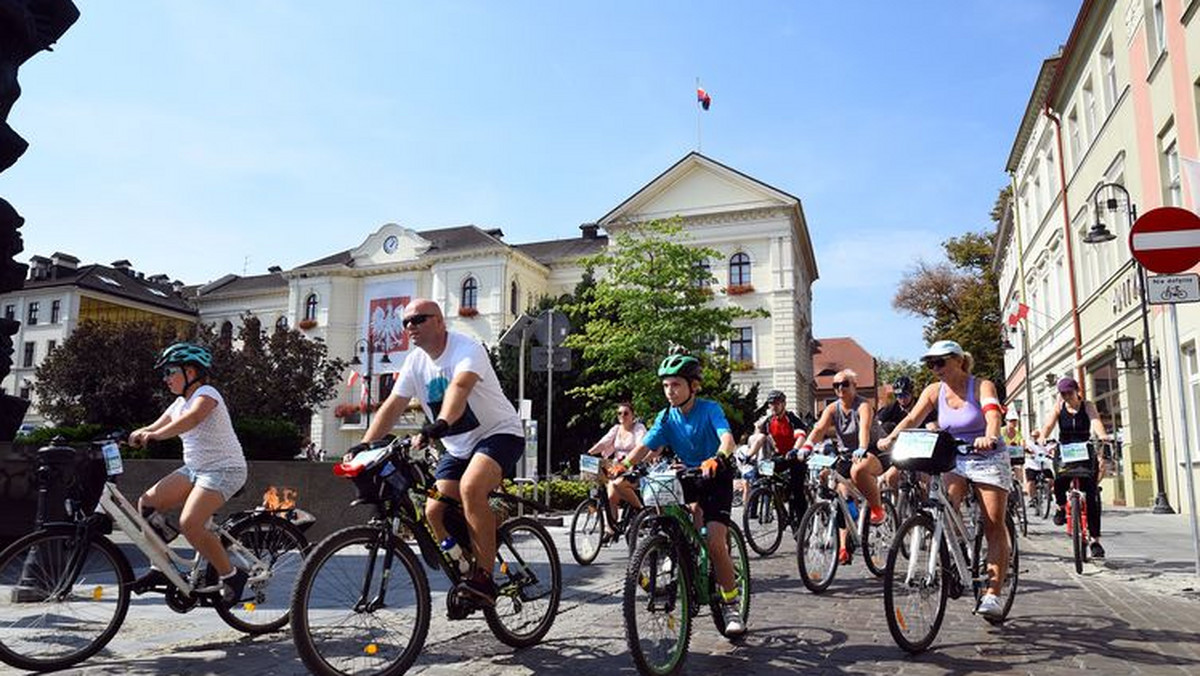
[435,434,524,481]
[174,464,247,501]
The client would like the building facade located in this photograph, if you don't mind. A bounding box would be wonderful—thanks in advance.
[1000,0,1200,512]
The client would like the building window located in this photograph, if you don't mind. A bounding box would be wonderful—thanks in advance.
[304,294,318,322]
[47,340,56,355]
[3,305,13,321]
[730,326,753,364]
[1067,109,1082,169]
[219,321,234,344]
[729,253,751,287]
[1091,359,1122,440]
[275,316,289,331]
[50,300,61,324]
[510,280,519,316]
[26,301,38,325]
[1184,343,1200,456]
[1083,79,1098,142]
[22,342,34,368]
[1152,0,1166,56]
[19,384,30,400]
[461,277,478,310]
[1101,38,1117,113]
[1164,140,1181,206]
[380,373,396,399]
[693,261,712,288]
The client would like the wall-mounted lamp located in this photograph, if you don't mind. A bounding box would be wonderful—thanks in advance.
[1044,372,1058,387]
[1114,335,1137,364]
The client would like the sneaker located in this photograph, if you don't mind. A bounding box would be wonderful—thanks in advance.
[458,570,497,607]
[838,548,851,565]
[721,599,746,636]
[132,567,169,595]
[869,506,887,526]
[220,569,249,606]
[1053,508,1066,526]
[976,593,1003,619]
[1090,541,1106,559]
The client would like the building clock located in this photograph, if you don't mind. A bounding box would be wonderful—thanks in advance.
[383,235,399,254]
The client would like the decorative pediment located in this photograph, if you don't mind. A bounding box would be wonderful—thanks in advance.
[351,223,432,266]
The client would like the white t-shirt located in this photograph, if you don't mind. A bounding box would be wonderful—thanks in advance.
[167,385,245,471]
[394,331,524,459]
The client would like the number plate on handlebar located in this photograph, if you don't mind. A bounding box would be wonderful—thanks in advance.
[1059,442,1091,465]
[579,454,601,476]
[758,460,775,476]
[892,431,938,461]
[808,454,836,469]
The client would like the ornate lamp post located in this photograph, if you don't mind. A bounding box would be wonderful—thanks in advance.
[1085,183,1173,514]
[350,338,390,428]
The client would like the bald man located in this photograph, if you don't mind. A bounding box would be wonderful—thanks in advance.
[361,298,524,607]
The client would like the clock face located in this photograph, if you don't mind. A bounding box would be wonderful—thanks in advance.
[383,235,399,254]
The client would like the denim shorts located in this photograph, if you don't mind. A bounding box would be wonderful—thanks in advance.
[952,451,1012,490]
[174,464,248,501]
[435,434,524,481]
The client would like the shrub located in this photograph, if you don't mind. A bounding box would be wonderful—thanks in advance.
[502,478,593,511]
[234,417,304,461]
[16,423,107,447]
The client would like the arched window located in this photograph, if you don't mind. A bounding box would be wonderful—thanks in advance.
[275,316,289,331]
[219,320,234,344]
[510,280,519,315]
[304,293,318,321]
[729,253,751,287]
[461,277,478,310]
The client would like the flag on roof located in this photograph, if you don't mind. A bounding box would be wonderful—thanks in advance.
[697,87,711,111]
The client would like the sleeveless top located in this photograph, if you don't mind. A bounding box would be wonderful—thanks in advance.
[832,396,880,451]
[1058,402,1091,444]
[937,377,989,447]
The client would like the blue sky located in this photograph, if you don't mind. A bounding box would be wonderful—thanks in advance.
[2,1,1080,360]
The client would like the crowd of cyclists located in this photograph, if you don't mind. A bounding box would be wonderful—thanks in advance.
[0,294,1121,675]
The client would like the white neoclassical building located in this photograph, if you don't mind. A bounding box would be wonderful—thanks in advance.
[191,152,819,451]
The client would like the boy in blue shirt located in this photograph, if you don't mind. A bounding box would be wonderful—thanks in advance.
[618,351,745,636]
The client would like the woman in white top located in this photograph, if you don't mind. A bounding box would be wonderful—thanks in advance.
[588,401,647,535]
[129,343,248,606]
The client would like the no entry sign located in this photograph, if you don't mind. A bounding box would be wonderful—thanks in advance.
[1130,206,1200,274]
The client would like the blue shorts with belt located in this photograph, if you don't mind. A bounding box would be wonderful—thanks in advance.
[435,434,524,481]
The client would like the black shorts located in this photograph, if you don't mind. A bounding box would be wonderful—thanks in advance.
[680,463,735,526]
[434,434,524,481]
[1025,467,1054,482]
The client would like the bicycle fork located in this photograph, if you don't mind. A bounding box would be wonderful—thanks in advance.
[355,529,397,613]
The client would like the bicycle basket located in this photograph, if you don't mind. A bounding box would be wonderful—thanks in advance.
[890,430,957,474]
[640,470,684,507]
[1055,442,1097,479]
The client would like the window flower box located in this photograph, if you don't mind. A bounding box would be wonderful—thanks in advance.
[725,284,755,296]
[298,318,318,330]
[731,360,755,372]
[458,307,479,318]
[333,403,361,423]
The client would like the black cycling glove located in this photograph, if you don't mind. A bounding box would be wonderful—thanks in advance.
[422,418,450,440]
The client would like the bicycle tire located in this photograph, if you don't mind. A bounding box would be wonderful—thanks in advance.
[708,522,751,638]
[569,498,604,566]
[883,512,948,654]
[484,516,562,648]
[1039,482,1053,520]
[1017,487,1029,538]
[742,486,785,557]
[796,501,839,593]
[0,527,133,672]
[861,500,898,577]
[1080,494,1089,573]
[211,513,308,634]
[290,525,431,676]
[623,533,692,676]
[972,514,1019,625]
[626,508,654,554]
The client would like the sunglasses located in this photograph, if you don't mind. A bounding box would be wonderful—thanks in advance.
[924,357,947,369]
[832,381,851,390]
[618,410,632,417]
[161,366,183,378]
[402,313,433,329]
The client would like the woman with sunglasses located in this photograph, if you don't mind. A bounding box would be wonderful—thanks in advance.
[801,369,886,563]
[127,342,249,606]
[588,401,647,537]
[878,339,1009,619]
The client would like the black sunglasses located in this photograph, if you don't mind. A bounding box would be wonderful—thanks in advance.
[402,313,433,329]
[924,357,947,369]
[832,381,851,390]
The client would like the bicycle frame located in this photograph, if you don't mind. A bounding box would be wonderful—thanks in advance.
[901,475,975,590]
[812,455,870,548]
[638,476,713,606]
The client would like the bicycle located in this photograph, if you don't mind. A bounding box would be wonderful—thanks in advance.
[1025,448,1055,521]
[1006,445,1029,538]
[883,430,1019,653]
[741,456,803,556]
[796,445,897,593]
[623,466,751,676]
[1052,440,1104,574]
[0,437,308,672]
[570,455,646,565]
[290,436,562,676]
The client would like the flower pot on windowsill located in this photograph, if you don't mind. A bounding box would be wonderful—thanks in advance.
[298,318,318,330]
[731,360,755,372]
[458,307,479,318]
[725,284,755,296]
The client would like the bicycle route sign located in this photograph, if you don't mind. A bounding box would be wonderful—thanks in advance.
[1130,206,1200,274]
[1147,273,1200,305]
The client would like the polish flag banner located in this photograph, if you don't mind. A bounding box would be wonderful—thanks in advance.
[1016,303,1029,320]
[346,370,361,389]
[697,87,711,110]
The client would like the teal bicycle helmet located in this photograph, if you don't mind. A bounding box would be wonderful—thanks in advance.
[155,342,213,372]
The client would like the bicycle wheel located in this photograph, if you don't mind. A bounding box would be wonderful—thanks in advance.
[796,501,839,593]
[861,500,899,577]
[1016,487,1029,538]
[1080,494,1089,573]
[972,514,1019,625]
[212,513,308,634]
[485,516,561,648]
[623,533,692,676]
[1041,483,1054,520]
[290,525,431,676]
[0,527,133,672]
[883,513,948,654]
[742,486,785,557]
[569,498,604,566]
[708,522,751,638]
[627,508,654,554]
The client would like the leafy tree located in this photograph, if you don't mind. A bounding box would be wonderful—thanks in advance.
[875,357,932,400]
[34,321,178,427]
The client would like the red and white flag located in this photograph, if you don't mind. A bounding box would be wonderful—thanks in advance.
[696,87,711,111]
[346,370,361,389]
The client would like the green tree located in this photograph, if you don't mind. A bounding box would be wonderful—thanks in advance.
[875,357,932,398]
[34,320,178,427]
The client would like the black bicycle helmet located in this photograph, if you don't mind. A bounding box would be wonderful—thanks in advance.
[766,389,786,404]
[893,375,914,396]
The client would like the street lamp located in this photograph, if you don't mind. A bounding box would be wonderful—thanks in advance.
[1004,324,1038,434]
[1087,182,1173,514]
[350,337,390,427]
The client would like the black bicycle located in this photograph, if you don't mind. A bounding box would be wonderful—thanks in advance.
[570,456,646,565]
[741,456,803,556]
[289,436,562,676]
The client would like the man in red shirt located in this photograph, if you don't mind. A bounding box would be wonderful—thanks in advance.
[762,390,809,527]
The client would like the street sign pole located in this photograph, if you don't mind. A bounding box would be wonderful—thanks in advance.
[544,312,553,508]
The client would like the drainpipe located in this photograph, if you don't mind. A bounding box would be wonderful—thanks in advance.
[1042,103,1087,397]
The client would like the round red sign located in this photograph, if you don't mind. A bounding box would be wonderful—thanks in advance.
[1129,206,1200,274]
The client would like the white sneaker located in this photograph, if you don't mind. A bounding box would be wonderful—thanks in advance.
[721,599,746,636]
[976,593,1003,619]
